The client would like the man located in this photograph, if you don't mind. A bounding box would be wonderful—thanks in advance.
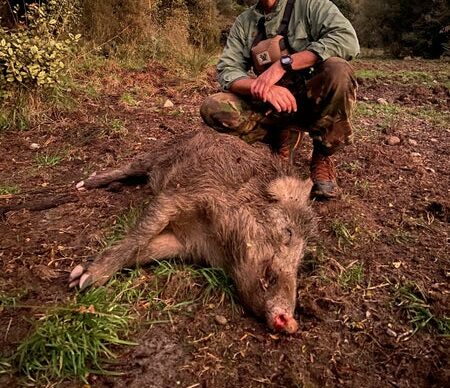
[200,0,360,199]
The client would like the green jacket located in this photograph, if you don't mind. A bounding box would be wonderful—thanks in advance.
[217,0,360,90]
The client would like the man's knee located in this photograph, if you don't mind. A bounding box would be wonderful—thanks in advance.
[316,57,357,89]
[200,92,228,127]
[200,92,257,133]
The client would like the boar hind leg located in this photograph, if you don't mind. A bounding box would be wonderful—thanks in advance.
[69,195,186,289]
[76,163,147,190]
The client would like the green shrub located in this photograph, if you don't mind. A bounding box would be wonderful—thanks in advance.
[0,1,81,130]
[0,1,80,89]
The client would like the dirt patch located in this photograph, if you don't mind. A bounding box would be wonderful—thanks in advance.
[1,59,449,387]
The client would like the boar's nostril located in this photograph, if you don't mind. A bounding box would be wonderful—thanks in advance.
[273,314,288,329]
[273,313,298,333]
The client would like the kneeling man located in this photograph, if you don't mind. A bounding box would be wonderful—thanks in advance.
[201,0,359,199]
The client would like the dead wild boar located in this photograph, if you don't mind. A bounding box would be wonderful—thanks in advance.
[70,130,316,333]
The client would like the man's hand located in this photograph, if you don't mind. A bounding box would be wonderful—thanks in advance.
[251,61,285,101]
[265,85,297,113]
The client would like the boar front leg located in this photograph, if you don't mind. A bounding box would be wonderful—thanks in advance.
[69,195,185,289]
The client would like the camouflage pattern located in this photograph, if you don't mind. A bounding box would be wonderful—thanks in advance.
[200,57,358,155]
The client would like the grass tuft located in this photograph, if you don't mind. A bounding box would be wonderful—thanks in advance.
[35,153,64,168]
[393,282,449,336]
[120,92,139,106]
[100,206,143,248]
[153,261,237,308]
[330,219,359,248]
[15,284,139,383]
[0,185,20,195]
[339,262,364,289]
[100,116,128,137]
[0,289,28,308]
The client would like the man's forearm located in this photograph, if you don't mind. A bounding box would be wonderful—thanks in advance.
[229,78,255,96]
[229,50,320,96]
[291,50,320,71]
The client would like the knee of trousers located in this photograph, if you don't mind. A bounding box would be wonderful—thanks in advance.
[199,92,242,129]
[318,57,357,91]
[199,95,218,126]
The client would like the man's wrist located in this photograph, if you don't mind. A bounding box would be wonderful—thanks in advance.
[280,54,294,72]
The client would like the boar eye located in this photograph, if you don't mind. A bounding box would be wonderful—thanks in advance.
[283,227,293,245]
[263,266,278,286]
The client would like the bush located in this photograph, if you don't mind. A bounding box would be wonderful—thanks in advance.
[0,0,81,89]
[0,0,80,130]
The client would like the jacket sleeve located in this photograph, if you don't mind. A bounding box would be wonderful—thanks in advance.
[305,0,360,61]
[217,15,251,91]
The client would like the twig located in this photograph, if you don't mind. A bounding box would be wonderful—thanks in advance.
[0,193,79,218]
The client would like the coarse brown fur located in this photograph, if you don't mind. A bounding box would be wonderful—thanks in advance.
[71,129,316,332]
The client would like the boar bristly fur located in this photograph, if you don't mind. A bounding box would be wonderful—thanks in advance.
[71,130,316,333]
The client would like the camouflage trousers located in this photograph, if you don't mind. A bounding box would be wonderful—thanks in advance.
[200,57,358,156]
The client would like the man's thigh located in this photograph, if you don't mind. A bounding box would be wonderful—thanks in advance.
[200,92,270,143]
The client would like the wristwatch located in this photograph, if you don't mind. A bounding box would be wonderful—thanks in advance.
[280,54,293,72]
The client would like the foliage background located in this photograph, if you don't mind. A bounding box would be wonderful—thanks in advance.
[0,0,448,129]
[1,0,449,59]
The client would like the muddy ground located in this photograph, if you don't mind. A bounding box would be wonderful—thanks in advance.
[0,58,449,387]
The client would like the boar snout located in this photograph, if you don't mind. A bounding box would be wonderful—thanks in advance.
[271,312,299,334]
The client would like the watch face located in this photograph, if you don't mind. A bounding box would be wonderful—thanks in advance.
[281,56,292,65]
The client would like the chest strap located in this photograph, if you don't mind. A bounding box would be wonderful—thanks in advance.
[252,0,296,50]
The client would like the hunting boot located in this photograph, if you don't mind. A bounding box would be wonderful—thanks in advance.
[310,143,339,199]
[277,126,303,165]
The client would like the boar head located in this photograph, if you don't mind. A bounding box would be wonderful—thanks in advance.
[232,177,315,334]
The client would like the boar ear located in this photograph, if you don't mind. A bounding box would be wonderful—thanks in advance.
[267,177,312,205]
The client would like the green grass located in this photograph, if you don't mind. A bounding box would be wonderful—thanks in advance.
[355,101,400,120]
[11,260,237,383]
[174,45,217,79]
[120,92,139,106]
[340,161,361,173]
[84,85,100,98]
[15,283,142,383]
[339,262,364,289]
[353,179,371,196]
[355,69,391,80]
[153,261,236,308]
[0,289,28,308]
[301,245,326,274]
[330,219,359,248]
[408,106,450,128]
[393,282,450,336]
[355,69,436,85]
[100,116,128,137]
[34,153,64,167]
[355,102,450,134]
[0,185,20,195]
[100,206,143,248]
[5,254,236,382]
[11,269,150,382]
[0,359,12,376]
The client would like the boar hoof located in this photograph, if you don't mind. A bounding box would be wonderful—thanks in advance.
[69,264,85,281]
[75,181,85,191]
[69,264,93,290]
